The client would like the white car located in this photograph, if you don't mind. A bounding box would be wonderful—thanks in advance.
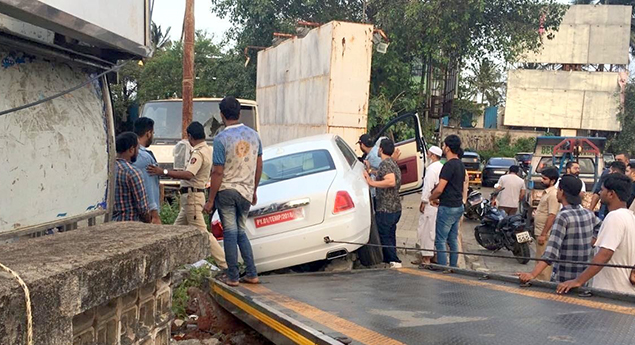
[215,113,429,272]
[215,134,370,272]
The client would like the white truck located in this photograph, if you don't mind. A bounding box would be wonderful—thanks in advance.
[139,98,259,191]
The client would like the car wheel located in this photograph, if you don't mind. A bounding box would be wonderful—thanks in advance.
[356,205,384,267]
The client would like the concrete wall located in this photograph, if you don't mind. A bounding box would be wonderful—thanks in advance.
[505,70,620,131]
[0,223,209,345]
[523,5,631,65]
[256,21,372,150]
[440,127,541,151]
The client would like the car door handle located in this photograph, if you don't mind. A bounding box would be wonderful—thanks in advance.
[249,198,310,217]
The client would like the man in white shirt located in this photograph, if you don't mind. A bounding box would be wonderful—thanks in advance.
[495,165,525,215]
[417,146,443,266]
[557,173,635,295]
[555,161,586,194]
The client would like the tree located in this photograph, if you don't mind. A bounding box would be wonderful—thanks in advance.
[151,22,172,50]
[210,0,567,134]
[608,81,635,156]
[463,59,505,107]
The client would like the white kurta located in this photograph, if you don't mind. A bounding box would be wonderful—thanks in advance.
[418,161,443,256]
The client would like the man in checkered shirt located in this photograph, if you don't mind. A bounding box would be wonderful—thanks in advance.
[518,175,602,283]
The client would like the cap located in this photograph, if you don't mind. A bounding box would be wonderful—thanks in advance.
[559,174,582,205]
[358,134,373,147]
[428,145,442,157]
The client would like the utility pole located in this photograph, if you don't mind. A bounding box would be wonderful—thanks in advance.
[182,0,195,139]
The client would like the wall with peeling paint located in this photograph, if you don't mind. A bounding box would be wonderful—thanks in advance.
[0,49,109,233]
[256,21,373,151]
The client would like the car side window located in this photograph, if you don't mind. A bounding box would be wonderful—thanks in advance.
[335,137,358,168]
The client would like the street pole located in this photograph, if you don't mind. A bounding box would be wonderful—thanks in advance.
[182,0,195,139]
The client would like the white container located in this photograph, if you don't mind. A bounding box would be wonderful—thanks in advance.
[256,21,374,152]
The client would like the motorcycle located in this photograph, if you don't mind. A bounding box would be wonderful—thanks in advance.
[474,188,532,264]
[464,187,485,221]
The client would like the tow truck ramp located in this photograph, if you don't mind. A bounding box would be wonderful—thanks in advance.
[211,268,635,345]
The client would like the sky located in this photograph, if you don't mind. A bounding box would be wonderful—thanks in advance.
[151,0,231,43]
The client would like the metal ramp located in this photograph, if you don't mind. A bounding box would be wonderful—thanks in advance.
[211,268,635,345]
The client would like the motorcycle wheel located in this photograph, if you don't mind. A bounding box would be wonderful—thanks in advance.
[513,242,531,264]
[474,228,499,251]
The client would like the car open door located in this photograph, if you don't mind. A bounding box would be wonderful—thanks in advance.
[374,112,427,195]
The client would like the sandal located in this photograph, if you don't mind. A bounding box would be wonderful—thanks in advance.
[240,277,260,285]
[216,273,239,287]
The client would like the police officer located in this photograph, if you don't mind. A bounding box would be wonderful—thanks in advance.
[147,121,227,269]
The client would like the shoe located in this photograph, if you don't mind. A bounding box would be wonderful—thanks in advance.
[240,277,260,284]
[389,262,403,269]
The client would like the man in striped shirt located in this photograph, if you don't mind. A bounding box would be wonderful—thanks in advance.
[113,132,150,222]
[517,175,601,283]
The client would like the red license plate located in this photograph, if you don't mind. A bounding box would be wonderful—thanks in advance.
[254,210,298,228]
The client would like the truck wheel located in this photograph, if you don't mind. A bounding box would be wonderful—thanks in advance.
[513,243,531,264]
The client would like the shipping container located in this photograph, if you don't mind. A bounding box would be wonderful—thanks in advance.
[256,21,374,151]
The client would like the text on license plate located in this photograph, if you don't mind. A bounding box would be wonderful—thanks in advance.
[515,231,532,244]
[255,209,300,228]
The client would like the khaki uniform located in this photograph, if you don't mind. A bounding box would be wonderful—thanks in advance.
[534,186,559,281]
[174,142,227,269]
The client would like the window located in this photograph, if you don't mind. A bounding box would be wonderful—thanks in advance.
[489,158,516,166]
[335,137,358,167]
[260,150,335,186]
[536,157,596,174]
[141,101,256,140]
[379,116,417,144]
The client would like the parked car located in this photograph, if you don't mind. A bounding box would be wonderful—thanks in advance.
[515,152,533,173]
[482,157,517,187]
[212,113,430,273]
[462,151,482,186]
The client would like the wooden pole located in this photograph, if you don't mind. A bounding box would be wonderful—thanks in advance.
[182,0,195,139]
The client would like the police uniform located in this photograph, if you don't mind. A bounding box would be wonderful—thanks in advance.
[174,141,227,269]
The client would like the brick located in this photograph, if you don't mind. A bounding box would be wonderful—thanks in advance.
[154,327,169,345]
[156,275,171,291]
[139,282,156,300]
[138,297,156,337]
[121,289,139,309]
[72,327,94,345]
[120,306,138,345]
[72,309,94,335]
[96,318,117,345]
[155,289,171,325]
[95,300,117,321]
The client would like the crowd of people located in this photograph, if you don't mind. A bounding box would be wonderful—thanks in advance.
[111,103,635,295]
[112,96,261,287]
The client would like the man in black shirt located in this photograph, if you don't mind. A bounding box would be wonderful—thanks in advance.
[430,135,466,267]
[363,138,403,268]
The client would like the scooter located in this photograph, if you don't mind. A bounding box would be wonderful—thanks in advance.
[464,187,485,221]
[474,188,532,264]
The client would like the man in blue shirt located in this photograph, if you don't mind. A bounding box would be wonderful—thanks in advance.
[133,118,161,224]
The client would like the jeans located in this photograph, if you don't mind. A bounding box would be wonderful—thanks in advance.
[376,211,402,263]
[435,205,464,267]
[216,189,257,281]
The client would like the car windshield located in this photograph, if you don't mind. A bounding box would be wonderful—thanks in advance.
[516,154,531,161]
[462,155,479,163]
[535,157,596,174]
[141,101,256,140]
[489,158,515,166]
[260,150,335,186]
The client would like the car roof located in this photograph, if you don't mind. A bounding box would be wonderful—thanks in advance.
[463,152,479,156]
[489,157,515,161]
[144,98,258,106]
[263,134,340,157]
[515,152,533,155]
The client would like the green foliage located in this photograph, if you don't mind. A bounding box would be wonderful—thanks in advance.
[159,199,180,225]
[608,81,635,156]
[477,135,536,162]
[172,266,214,319]
[159,196,211,228]
[463,59,505,107]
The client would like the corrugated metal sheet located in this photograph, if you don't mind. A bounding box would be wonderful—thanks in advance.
[256,21,373,150]
[505,69,620,131]
[523,5,631,65]
[0,49,109,233]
